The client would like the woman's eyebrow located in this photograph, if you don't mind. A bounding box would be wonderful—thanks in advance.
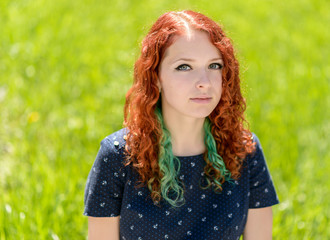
[171,57,223,64]
[171,58,195,63]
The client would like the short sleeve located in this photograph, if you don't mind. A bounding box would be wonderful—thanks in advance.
[83,136,126,217]
[247,134,280,208]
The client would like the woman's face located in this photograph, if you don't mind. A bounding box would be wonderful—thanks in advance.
[158,30,223,121]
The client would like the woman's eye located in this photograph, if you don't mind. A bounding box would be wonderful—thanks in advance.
[209,63,223,69]
[175,64,191,71]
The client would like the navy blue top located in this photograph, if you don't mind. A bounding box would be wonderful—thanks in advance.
[84,128,279,240]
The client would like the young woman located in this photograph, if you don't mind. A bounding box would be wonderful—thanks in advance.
[84,10,279,240]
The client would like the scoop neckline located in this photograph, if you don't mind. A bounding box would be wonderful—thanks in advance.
[175,153,204,159]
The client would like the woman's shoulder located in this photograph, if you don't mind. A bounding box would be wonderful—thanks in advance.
[243,132,280,208]
[84,128,129,217]
[244,132,272,176]
[94,128,129,164]
[242,132,266,168]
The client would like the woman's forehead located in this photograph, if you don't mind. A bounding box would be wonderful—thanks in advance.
[162,30,222,62]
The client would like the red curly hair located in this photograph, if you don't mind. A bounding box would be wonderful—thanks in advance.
[124,10,255,202]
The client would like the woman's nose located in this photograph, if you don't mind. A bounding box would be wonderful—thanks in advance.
[196,70,211,89]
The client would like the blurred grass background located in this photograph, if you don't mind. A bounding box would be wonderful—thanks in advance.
[0,0,329,239]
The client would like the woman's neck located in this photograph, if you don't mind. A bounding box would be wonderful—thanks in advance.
[163,115,206,157]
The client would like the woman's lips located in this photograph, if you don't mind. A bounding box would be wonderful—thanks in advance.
[190,97,212,104]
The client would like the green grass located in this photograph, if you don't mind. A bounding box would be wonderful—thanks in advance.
[0,0,329,239]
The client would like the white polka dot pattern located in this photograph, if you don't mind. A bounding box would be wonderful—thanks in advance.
[84,128,279,239]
